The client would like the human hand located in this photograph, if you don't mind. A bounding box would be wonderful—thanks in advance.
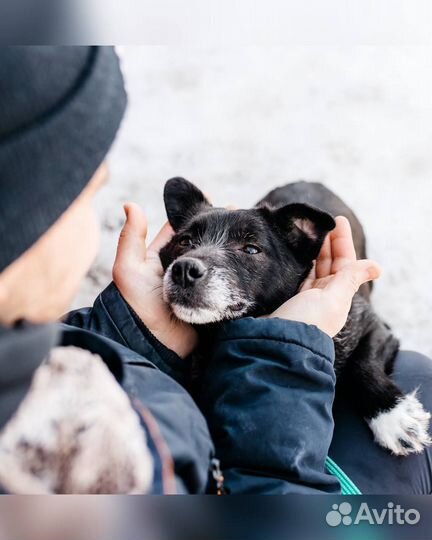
[113,203,198,358]
[268,216,382,337]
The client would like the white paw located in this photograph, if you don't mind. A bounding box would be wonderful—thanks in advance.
[368,391,432,456]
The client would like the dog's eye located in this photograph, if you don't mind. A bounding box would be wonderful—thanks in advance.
[242,244,261,255]
[178,236,193,247]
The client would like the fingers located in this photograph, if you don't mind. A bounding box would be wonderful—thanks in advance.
[330,216,357,273]
[315,216,356,278]
[315,234,332,278]
[115,203,148,266]
[147,221,175,254]
[300,261,317,291]
[327,259,382,300]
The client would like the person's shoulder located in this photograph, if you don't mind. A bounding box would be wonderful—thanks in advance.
[0,344,154,494]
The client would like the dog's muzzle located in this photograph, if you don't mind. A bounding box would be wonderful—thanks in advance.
[163,257,252,324]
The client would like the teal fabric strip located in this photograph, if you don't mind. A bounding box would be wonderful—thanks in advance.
[325,456,362,495]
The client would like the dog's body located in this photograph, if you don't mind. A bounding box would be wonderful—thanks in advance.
[160,177,431,456]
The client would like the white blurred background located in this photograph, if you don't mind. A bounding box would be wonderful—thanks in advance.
[85,1,432,46]
[75,46,432,357]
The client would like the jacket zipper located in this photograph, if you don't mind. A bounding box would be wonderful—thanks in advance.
[210,458,226,495]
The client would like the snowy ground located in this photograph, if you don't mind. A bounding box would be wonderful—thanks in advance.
[75,47,432,357]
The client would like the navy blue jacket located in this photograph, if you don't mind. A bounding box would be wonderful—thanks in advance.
[65,282,340,494]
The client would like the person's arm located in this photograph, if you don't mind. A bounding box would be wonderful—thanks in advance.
[65,205,197,387]
[201,318,339,494]
[63,302,215,494]
[65,283,190,387]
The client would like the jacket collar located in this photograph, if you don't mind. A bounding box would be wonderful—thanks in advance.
[0,321,59,430]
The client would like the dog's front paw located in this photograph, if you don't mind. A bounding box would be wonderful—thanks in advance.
[368,391,432,456]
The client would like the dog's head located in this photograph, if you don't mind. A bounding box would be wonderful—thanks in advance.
[159,177,336,324]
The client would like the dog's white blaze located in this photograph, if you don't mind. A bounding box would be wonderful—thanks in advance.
[368,391,431,456]
[163,261,251,323]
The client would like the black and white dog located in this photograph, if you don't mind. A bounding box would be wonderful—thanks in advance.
[159,177,431,456]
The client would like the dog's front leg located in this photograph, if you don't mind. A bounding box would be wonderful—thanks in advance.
[338,317,431,456]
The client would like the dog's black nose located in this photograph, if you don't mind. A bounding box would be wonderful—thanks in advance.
[171,258,207,287]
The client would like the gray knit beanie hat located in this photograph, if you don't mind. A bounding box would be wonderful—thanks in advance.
[0,46,127,272]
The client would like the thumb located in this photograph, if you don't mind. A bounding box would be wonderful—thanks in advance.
[115,203,148,267]
[327,259,382,301]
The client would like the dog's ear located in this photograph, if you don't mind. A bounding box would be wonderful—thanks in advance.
[263,203,336,261]
[164,177,211,231]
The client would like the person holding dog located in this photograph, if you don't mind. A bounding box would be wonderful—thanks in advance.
[0,46,431,494]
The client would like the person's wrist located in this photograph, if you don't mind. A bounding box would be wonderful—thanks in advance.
[122,294,195,359]
[145,321,196,359]
[267,312,333,338]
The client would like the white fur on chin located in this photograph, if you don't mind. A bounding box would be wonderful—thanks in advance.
[171,304,224,324]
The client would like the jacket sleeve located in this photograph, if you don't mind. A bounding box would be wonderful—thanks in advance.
[64,282,189,387]
[200,317,340,494]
